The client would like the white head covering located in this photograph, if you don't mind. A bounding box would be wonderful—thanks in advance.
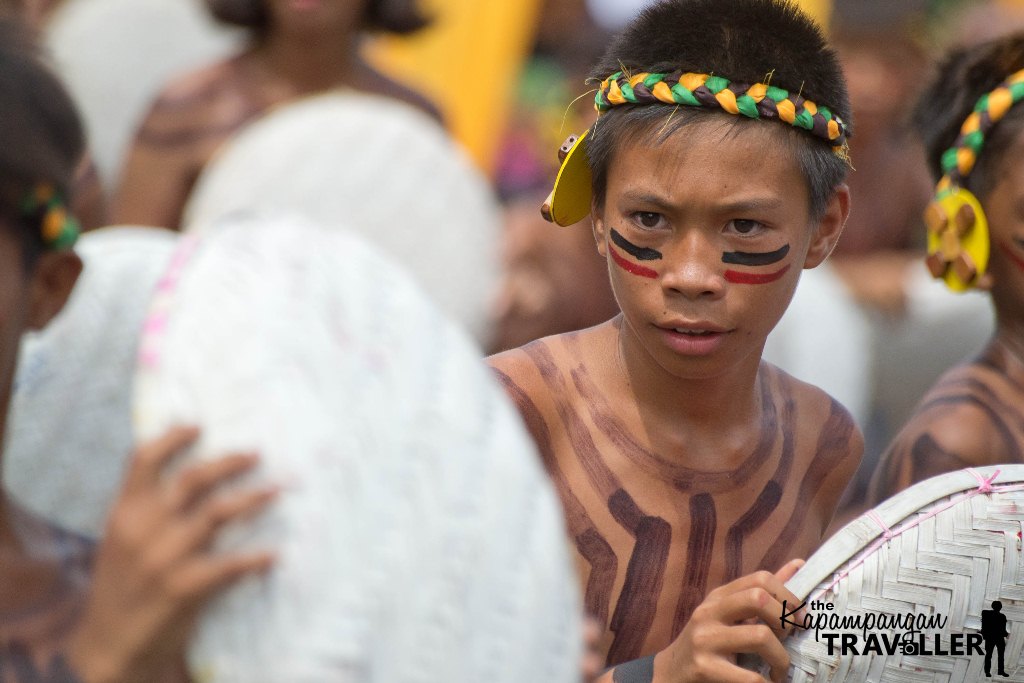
[134,213,581,682]
[4,227,178,537]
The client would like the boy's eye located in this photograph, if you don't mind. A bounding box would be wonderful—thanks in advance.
[634,212,663,229]
[729,219,764,235]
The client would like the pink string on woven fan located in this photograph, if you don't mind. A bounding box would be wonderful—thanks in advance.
[810,468,1024,604]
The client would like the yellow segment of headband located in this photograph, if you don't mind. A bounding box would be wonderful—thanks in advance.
[926,188,989,292]
[546,130,593,226]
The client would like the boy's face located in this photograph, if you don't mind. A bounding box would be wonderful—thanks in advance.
[980,132,1024,316]
[592,118,848,380]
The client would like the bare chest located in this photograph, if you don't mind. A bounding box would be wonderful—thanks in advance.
[541,413,829,665]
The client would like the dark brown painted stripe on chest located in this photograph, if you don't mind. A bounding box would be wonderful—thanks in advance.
[606,514,673,666]
[492,368,618,622]
[671,493,717,638]
[725,378,797,580]
[524,343,628,501]
[569,362,779,492]
[762,400,853,570]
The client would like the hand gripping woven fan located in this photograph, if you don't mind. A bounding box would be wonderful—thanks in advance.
[4,226,178,537]
[133,214,581,682]
[182,92,501,344]
[776,465,1024,682]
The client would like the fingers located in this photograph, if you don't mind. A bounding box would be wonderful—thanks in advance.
[187,485,279,549]
[726,625,790,683]
[124,426,200,492]
[773,558,804,584]
[581,616,603,682]
[710,589,786,635]
[710,571,803,624]
[168,452,261,512]
[176,550,276,603]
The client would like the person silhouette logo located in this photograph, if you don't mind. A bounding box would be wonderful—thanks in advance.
[982,601,1011,677]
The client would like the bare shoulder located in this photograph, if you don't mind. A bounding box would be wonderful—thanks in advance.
[487,324,614,424]
[870,362,1019,502]
[489,325,594,391]
[910,364,1007,460]
[761,362,864,503]
[132,55,247,143]
[355,59,444,124]
[762,361,864,456]
[149,56,241,111]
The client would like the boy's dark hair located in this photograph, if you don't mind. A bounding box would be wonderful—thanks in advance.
[586,0,852,220]
[914,34,1024,201]
[206,0,430,35]
[0,19,84,268]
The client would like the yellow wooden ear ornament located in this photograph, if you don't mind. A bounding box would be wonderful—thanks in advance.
[924,68,1024,291]
[541,131,593,227]
[924,185,989,292]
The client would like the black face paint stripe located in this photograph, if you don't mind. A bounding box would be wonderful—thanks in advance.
[722,243,790,266]
[610,228,662,261]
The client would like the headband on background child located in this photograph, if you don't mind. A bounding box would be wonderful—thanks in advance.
[22,182,79,250]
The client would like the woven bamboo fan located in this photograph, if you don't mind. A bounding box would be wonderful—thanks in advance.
[780,465,1024,682]
[133,214,581,682]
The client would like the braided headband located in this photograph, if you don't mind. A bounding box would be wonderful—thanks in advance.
[923,67,1024,291]
[542,71,850,226]
[597,71,848,149]
[21,183,79,250]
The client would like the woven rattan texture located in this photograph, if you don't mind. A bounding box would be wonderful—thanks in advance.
[783,467,1024,682]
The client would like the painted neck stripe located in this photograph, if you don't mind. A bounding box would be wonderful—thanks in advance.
[610,228,662,261]
[722,244,790,266]
[724,265,790,284]
[609,244,659,279]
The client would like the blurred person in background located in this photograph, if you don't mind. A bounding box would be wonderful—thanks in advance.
[826,0,933,318]
[112,0,437,231]
[0,19,276,682]
[490,0,619,353]
[869,32,1024,502]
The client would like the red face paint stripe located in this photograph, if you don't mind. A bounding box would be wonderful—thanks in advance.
[610,244,659,279]
[1000,240,1024,272]
[723,265,790,284]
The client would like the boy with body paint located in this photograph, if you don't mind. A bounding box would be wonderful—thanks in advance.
[870,35,1024,502]
[0,21,276,682]
[488,1,862,680]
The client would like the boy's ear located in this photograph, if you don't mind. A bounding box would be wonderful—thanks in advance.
[27,250,82,330]
[804,184,851,269]
[591,199,608,257]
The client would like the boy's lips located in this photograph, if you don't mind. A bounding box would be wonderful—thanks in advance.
[654,321,732,356]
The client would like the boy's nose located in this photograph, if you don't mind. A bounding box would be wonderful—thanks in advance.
[659,235,725,301]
